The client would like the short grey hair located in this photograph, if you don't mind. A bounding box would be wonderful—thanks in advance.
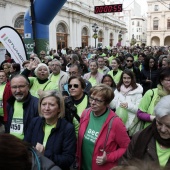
[154,95,170,118]
[51,59,61,66]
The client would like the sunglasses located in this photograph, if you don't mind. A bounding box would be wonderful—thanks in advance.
[127,60,133,63]
[68,84,79,89]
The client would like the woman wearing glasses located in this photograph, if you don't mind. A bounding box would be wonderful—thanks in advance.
[65,76,90,137]
[76,84,130,170]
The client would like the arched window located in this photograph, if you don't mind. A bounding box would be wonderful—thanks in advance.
[82,27,88,48]
[153,17,159,30]
[14,15,24,37]
[56,23,67,50]
[98,30,103,43]
[110,33,114,47]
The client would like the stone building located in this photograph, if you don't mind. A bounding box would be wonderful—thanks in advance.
[0,0,127,54]
[147,0,170,46]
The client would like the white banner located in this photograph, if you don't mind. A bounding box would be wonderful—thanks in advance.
[0,26,27,66]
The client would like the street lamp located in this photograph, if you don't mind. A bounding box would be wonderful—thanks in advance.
[92,23,99,48]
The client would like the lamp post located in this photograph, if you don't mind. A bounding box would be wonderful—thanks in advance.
[92,23,99,48]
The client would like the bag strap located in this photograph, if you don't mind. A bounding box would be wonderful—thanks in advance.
[103,115,117,151]
[148,89,154,106]
[29,147,41,170]
[42,81,51,90]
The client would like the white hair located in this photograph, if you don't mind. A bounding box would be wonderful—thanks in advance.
[34,63,50,77]
[154,95,170,118]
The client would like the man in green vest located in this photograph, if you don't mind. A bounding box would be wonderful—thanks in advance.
[108,48,118,65]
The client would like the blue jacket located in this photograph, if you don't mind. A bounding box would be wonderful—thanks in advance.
[24,117,76,170]
[6,92,39,134]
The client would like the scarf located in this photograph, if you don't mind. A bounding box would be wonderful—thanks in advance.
[133,119,170,159]
[120,84,132,96]
[154,84,169,106]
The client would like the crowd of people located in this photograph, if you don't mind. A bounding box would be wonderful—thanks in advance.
[0,44,170,170]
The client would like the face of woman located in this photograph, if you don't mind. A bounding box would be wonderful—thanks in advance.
[3,66,10,74]
[10,65,15,73]
[37,66,49,80]
[89,62,98,74]
[102,77,112,87]
[161,76,170,93]
[111,60,119,71]
[89,93,106,116]
[156,115,170,139]
[149,59,155,68]
[123,73,132,87]
[68,78,84,100]
[162,60,168,68]
[59,58,64,64]
[41,96,60,123]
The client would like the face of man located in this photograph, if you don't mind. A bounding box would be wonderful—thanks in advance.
[69,66,80,77]
[156,115,170,139]
[97,58,104,69]
[0,72,7,84]
[5,54,10,60]
[51,61,61,75]
[10,76,29,102]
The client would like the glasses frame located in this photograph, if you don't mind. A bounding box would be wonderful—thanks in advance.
[68,84,79,89]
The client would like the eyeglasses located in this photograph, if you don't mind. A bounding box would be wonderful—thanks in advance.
[69,72,78,76]
[127,60,133,63]
[68,84,79,89]
[89,96,104,104]
[11,84,28,90]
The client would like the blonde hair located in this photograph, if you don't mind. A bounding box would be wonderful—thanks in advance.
[39,90,65,118]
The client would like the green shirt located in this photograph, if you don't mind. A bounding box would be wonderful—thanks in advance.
[73,95,88,137]
[29,77,57,98]
[156,141,170,167]
[81,110,109,170]
[108,69,123,84]
[88,76,97,87]
[43,123,56,147]
[0,83,6,116]
[50,74,60,90]
[10,101,24,139]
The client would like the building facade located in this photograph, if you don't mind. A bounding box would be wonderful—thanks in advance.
[0,0,127,55]
[147,0,170,46]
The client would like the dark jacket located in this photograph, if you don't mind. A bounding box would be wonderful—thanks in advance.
[24,117,76,170]
[140,68,159,94]
[6,92,39,134]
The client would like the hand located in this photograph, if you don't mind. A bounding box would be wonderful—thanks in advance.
[96,150,107,166]
[120,102,128,108]
[37,89,44,97]
[27,60,38,70]
[36,143,44,154]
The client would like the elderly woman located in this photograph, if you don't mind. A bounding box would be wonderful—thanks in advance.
[121,95,170,168]
[137,68,170,128]
[65,76,90,137]
[22,62,56,98]
[24,90,76,170]
[76,84,130,170]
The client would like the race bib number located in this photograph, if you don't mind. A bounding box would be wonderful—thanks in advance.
[10,118,23,134]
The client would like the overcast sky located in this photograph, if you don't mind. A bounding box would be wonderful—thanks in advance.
[123,0,148,15]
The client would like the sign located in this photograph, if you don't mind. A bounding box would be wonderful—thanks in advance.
[94,4,122,14]
[0,26,27,65]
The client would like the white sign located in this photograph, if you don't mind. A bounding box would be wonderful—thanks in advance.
[0,26,27,65]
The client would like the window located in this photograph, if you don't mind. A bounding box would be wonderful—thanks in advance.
[137,28,138,32]
[136,35,138,39]
[169,4,170,10]
[139,35,140,40]
[154,5,159,11]
[167,19,170,29]
[153,19,159,30]
[137,21,140,26]
[132,21,134,25]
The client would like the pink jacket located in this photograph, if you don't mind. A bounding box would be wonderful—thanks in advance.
[76,108,130,170]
